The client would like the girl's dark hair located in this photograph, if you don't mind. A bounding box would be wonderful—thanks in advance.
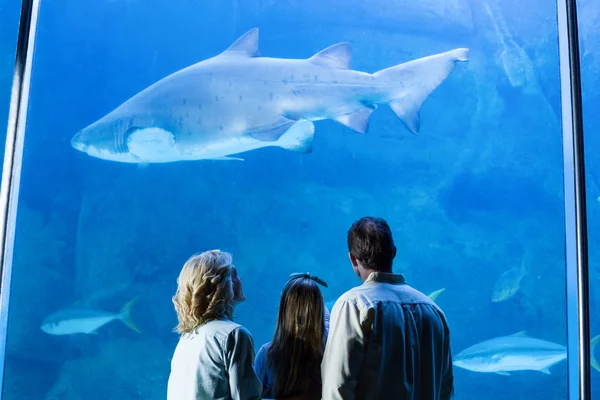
[266,277,325,398]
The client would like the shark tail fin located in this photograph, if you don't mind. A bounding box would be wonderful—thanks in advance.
[373,48,469,134]
[274,120,315,153]
[119,297,142,333]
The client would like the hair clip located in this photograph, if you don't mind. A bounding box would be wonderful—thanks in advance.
[288,272,328,288]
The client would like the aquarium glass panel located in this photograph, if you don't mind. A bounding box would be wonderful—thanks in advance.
[0,0,572,399]
[579,0,600,396]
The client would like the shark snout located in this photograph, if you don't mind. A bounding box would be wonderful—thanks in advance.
[71,131,87,152]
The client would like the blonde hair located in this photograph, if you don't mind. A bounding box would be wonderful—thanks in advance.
[172,250,235,334]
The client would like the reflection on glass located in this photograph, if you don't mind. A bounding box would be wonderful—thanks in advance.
[0,0,571,399]
[0,0,21,168]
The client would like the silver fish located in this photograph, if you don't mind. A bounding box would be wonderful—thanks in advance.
[453,331,567,375]
[41,297,140,335]
[491,252,530,303]
[71,28,469,163]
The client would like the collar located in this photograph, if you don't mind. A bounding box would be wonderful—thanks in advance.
[364,272,407,285]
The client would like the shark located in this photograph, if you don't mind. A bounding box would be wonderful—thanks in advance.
[452,331,567,375]
[70,28,469,163]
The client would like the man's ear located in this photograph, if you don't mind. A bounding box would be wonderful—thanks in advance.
[349,252,357,267]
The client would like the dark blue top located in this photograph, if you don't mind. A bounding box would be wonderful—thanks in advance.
[254,306,330,398]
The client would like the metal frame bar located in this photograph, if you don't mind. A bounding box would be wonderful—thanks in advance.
[0,0,41,395]
[556,0,590,399]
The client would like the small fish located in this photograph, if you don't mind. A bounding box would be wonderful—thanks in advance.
[41,297,141,335]
[591,334,600,372]
[453,331,567,375]
[427,288,446,302]
[491,253,530,303]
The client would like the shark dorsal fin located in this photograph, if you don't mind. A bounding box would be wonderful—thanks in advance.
[308,42,351,69]
[223,28,260,57]
[510,331,527,337]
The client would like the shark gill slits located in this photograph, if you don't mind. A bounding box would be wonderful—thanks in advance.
[120,126,141,153]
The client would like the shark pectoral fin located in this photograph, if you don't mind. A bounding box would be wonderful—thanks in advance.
[250,119,296,142]
[222,28,259,57]
[334,106,375,134]
[209,156,244,161]
[274,120,315,153]
[540,368,552,375]
[308,42,352,69]
[495,371,510,376]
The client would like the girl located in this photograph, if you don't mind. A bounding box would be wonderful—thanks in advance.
[254,273,330,400]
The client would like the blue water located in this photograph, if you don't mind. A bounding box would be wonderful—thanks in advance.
[0,0,599,398]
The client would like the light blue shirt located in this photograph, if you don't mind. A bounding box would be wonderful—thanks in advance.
[167,319,262,400]
[321,272,454,400]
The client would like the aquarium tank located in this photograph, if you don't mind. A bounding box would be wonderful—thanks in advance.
[0,0,598,398]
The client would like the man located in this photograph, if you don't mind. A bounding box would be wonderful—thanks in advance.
[321,217,454,400]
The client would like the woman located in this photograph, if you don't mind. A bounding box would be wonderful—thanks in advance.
[167,250,262,400]
[254,273,330,400]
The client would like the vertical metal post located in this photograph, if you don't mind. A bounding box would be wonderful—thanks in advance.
[0,0,41,395]
[556,0,590,399]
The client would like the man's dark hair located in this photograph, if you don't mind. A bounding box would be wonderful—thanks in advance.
[347,217,396,272]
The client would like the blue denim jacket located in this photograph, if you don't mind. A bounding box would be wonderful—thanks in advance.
[321,272,454,400]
